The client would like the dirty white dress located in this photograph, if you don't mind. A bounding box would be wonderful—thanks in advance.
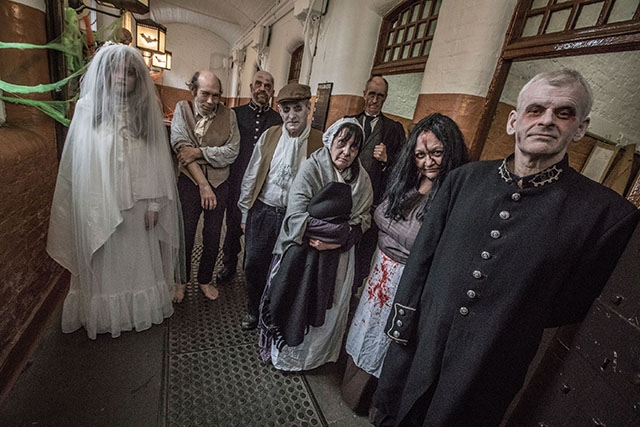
[47,44,182,339]
[267,145,373,371]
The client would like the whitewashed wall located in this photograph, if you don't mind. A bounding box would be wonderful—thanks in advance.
[503,53,640,147]
[421,0,518,97]
[385,73,423,120]
[162,23,230,94]
[261,13,305,95]
[308,0,382,96]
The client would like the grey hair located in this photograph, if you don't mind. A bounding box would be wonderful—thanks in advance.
[187,71,223,97]
[517,69,593,119]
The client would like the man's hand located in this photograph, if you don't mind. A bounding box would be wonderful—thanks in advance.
[177,146,202,166]
[199,184,217,210]
[373,142,388,163]
[145,211,159,229]
[241,222,246,233]
[309,239,341,251]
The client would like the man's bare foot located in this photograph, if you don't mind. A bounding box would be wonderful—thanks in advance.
[172,284,186,303]
[200,284,219,301]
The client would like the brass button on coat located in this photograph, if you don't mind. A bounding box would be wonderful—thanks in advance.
[459,307,469,316]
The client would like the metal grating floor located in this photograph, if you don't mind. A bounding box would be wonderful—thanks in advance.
[166,245,327,426]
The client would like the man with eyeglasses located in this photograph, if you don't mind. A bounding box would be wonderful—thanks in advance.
[171,70,240,303]
[348,75,406,299]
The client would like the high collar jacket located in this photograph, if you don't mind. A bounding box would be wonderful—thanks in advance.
[375,156,640,427]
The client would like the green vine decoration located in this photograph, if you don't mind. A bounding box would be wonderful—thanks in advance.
[0,8,127,126]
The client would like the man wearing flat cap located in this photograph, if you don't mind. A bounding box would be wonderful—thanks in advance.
[237,83,323,330]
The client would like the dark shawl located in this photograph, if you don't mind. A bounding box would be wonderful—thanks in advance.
[265,182,352,348]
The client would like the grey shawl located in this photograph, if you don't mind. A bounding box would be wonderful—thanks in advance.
[273,147,373,256]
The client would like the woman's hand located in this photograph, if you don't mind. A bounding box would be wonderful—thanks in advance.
[309,239,341,251]
[145,210,159,229]
[199,184,217,210]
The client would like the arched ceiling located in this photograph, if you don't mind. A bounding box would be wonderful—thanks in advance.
[149,0,279,45]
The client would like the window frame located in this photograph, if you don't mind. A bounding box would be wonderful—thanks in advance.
[288,44,304,84]
[471,0,640,160]
[371,0,442,76]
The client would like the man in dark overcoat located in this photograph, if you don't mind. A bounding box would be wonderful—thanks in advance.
[215,70,282,285]
[348,75,405,295]
[372,69,640,427]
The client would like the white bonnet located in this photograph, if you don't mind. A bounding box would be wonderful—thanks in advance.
[322,117,365,148]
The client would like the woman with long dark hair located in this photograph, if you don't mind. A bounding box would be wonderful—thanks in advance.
[342,113,469,414]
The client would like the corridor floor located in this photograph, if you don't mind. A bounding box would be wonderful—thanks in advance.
[0,244,370,427]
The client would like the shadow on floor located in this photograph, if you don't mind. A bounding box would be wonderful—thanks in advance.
[0,245,370,427]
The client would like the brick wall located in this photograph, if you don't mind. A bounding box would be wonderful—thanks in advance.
[0,1,68,402]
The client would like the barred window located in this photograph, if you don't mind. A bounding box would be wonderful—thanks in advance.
[503,0,640,59]
[372,0,442,76]
[521,0,639,38]
[288,44,304,83]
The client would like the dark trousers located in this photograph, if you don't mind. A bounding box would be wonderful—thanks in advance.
[353,220,379,294]
[243,200,285,317]
[178,174,229,285]
[220,178,243,271]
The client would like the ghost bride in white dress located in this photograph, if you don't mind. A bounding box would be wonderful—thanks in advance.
[47,43,184,339]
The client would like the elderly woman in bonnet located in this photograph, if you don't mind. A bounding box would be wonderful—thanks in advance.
[258,118,374,371]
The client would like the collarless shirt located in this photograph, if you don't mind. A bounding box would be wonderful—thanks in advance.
[260,125,310,208]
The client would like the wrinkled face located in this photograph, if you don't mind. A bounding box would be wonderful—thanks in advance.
[112,62,137,95]
[194,74,221,116]
[414,131,444,181]
[250,71,275,106]
[330,128,360,171]
[278,100,309,137]
[363,77,387,116]
[507,81,589,163]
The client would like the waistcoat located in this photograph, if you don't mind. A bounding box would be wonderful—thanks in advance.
[247,125,323,209]
[178,101,232,187]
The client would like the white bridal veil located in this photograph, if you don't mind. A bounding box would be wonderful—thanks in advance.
[47,43,184,338]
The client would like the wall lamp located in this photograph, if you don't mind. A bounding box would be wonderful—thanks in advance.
[135,18,166,54]
[151,51,172,70]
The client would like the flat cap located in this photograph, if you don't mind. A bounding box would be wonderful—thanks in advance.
[276,83,311,104]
